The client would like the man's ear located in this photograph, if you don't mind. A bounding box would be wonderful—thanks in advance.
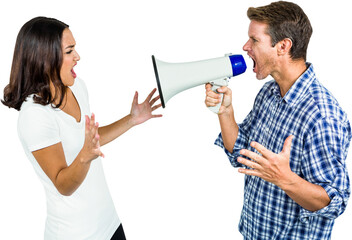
[276,38,292,56]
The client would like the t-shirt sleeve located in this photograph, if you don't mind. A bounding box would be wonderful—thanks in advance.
[18,106,61,152]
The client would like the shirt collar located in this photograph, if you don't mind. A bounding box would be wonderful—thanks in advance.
[270,63,316,107]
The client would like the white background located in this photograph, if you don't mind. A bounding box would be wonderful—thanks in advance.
[0,0,351,239]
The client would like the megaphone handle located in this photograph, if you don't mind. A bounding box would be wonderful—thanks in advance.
[207,84,223,113]
[208,78,228,114]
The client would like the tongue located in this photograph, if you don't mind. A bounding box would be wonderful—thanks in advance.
[71,69,77,78]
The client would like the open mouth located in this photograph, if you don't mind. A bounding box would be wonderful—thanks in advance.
[71,64,77,78]
[249,55,256,72]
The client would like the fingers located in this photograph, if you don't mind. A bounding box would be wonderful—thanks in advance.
[217,86,230,94]
[85,113,104,158]
[149,95,160,107]
[132,91,139,106]
[136,88,162,110]
[151,103,162,112]
[281,135,294,156]
[85,115,90,132]
[151,114,163,118]
[146,88,157,102]
[250,141,273,159]
[143,89,163,113]
[85,113,96,130]
[85,114,97,136]
[205,85,232,108]
[237,156,261,170]
[91,122,99,145]
[240,148,265,165]
[86,115,99,142]
[90,113,96,132]
[205,87,221,107]
[238,168,260,176]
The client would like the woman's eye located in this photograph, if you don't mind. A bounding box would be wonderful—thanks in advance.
[66,50,73,54]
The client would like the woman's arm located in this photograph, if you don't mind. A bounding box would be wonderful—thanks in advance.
[99,88,162,146]
[32,114,103,196]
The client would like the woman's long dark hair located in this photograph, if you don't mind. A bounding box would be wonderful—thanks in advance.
[2,17,69,111]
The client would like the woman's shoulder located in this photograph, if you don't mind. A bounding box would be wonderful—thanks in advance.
[19,95,56,123]
[20,95,50,111]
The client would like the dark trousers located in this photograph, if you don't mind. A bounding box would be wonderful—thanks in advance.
[110,224,126,240]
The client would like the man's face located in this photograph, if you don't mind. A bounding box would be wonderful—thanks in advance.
[243,20,277,80]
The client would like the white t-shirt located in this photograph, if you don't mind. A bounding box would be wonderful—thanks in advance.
[17,78,120,240]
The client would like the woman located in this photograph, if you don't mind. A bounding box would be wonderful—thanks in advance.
[2,17,162,239]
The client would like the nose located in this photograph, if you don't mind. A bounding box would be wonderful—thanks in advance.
[74,50,80,61]
[243,39,250,52]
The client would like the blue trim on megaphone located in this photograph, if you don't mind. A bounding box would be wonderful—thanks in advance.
[229,55,247,76]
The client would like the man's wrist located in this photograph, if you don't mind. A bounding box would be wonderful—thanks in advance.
[277,171,300,192]
[218,104,234,117]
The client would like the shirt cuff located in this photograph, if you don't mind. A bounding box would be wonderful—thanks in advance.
[299,184,349,222]
[214,129,247,168]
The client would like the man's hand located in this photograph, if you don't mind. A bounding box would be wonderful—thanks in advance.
[237,135,296,189]
[205,84,232,115]
[237,135,331,211]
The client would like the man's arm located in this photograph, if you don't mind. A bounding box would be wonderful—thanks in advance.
[205,84,239,153]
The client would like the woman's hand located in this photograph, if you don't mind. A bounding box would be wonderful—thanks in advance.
[80,113,104,163]
[32,113,103,196]
[130,88,162,126]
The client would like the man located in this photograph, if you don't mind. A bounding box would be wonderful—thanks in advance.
[205,1,351,239]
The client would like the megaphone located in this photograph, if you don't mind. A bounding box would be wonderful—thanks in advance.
[152,54,247,113]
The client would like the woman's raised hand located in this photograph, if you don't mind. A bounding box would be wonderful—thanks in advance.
[130,88,162,126]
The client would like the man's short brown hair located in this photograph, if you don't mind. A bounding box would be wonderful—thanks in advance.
[247,1,312,61]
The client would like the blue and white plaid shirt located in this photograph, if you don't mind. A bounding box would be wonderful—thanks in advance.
[215,63,351,240]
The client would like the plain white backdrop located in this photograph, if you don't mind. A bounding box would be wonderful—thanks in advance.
[0,0,351,239]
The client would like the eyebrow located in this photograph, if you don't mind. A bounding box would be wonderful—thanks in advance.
[65,44,75,49]
[250,35,260,41]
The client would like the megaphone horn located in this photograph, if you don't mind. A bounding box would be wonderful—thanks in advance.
[152,54,247,113]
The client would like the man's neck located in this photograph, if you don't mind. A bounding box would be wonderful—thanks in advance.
[272,59,307,97]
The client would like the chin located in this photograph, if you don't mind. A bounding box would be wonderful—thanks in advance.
[256,74,265,80]
[257,76,267,80]
[68,79,75,86]
[62,77,75,87]
[255,70,270,80]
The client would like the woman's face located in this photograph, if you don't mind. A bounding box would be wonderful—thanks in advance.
[60,28,80,86]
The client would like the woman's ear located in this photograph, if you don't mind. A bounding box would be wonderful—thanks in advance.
[276,38,292,56]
